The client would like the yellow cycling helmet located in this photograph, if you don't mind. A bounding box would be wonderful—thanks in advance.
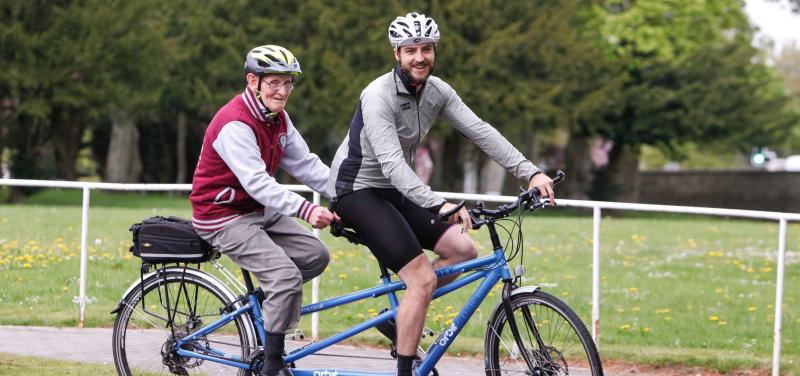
[243,45,302,77]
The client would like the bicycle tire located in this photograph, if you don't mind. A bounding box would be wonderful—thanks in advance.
[484,290,603,376]
[112,270,256,375]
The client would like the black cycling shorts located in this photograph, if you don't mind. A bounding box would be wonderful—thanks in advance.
[333,188,455,273]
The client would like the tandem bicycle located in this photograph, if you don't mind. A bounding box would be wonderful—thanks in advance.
[110,170,603,375]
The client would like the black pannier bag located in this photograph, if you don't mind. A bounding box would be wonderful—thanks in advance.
[129,216,216,263]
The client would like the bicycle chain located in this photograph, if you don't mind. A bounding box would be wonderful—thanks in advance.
[307,351,395,361]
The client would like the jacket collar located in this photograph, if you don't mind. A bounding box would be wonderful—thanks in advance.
[241,88,278,124]
[393,66,424,97]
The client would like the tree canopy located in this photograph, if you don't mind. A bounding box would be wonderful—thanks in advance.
[1,0,797,202]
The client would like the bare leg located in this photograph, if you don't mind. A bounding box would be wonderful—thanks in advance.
[395,254,437,356]
[432,226,478,287]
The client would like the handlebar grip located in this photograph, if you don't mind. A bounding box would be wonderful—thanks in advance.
[531,170,566,197]
[438,200,465,222]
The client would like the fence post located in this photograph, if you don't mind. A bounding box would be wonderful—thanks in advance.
[592,206,601,347]
[311,192,321,341]
[78,187,90,328]
[772,218,787,376]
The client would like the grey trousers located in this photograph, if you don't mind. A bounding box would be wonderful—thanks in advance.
[198,211,330,333]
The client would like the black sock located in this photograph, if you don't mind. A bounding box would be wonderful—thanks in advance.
[397,353,416,376]
[262,332,285,376]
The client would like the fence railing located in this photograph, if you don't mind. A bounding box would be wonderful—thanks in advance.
[1,178,798,376]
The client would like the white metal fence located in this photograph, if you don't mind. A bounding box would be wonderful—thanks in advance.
[1,178,797,375]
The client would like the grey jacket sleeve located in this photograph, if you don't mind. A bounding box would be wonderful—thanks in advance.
[279,112,331,199]
[360,94,446,209]
[438,81,540,182]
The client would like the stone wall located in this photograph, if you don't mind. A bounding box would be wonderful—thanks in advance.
[638,170,800,212]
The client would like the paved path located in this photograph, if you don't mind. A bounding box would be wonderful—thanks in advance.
[0,325,485,374]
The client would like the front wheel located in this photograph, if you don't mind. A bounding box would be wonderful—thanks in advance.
[484,290,602,376]
[112,269,256,375]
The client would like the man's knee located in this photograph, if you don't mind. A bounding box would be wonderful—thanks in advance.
[400,257,436,295]
[437,231,478,261]
[300,241,329,281]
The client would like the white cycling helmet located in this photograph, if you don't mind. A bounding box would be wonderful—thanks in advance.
[388,12,440,48]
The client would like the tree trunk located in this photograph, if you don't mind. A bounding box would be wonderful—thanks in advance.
[427,137,444,190]
[53,114,84,181]
[562,132,593,200]
[175,112,187,183]
[104,107,142,183]
[438,134,463,192]
[461,144,478,194]
[480,159,506,195]
[7,117,55,202]
[606,142,641,202]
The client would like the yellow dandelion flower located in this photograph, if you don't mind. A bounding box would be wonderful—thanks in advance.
[718,321,727,325]
[746,267,754,273]
[714,288,723,293]
[617,308,625,313]
[656,308,670,314]
[62,286,69,291]
[445,319,454,325]
[748,306,757,312]
[338,274,348,279]
[631,306,640,312]
[445,305,453,311]
[641,327,651,333]
[664,316,672,321]
[619,324,631,330]
[628,287,638,293]
[22,263,31,268]
[709,316,719,321]
[760,267,773,273]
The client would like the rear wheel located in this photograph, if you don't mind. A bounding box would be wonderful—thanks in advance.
[112,270,256,375]
[484,290,602,376]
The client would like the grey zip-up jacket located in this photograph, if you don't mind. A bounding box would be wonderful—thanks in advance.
[328,69,540,209]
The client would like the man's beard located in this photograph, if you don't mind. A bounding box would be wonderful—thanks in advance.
[399,58,434,84]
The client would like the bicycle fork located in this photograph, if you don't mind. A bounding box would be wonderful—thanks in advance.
[501,283,552,372]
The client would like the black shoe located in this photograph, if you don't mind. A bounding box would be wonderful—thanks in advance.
[261,367,294,376]
[375,308,397,344]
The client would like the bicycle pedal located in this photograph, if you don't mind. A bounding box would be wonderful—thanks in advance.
[293,329,305,340]
[421,327,434,338]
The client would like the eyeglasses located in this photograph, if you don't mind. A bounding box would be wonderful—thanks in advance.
[261,79,295,91]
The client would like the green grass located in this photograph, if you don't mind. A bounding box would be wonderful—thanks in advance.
[0,353,118,375]
[0,189,798,374]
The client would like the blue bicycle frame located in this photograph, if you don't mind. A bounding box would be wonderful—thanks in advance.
[174,245,512,376]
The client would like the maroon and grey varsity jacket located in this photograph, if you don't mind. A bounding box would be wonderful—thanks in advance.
[190,88,329,231]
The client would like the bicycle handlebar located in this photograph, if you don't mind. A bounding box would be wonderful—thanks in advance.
[466,170,565,228]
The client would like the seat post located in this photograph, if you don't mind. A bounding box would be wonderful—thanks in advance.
[241,268,256,293]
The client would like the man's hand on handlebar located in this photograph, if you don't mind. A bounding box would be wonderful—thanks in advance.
[529,172,555,206]
[439,202,472,233]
